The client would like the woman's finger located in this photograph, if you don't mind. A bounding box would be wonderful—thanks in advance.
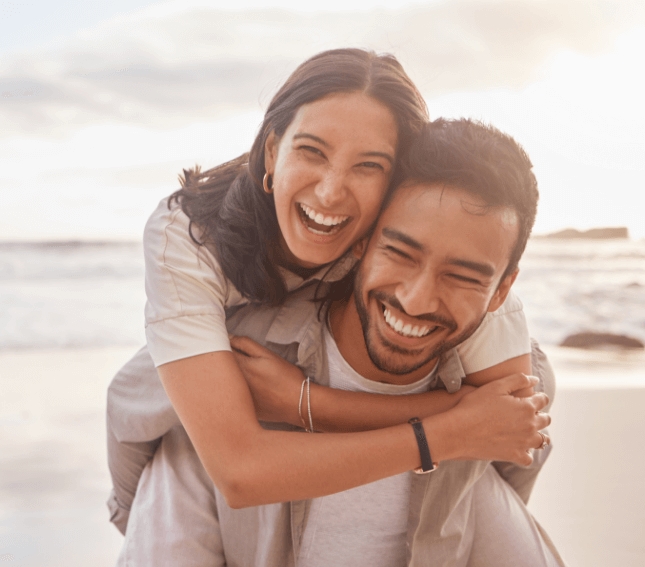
[489,373,538,395]
[512,386,535,398]
[229,335,272,359]
[232,350,251,366]
[528,392,550,412]
[535,411,552,429]
[532,431,551,450]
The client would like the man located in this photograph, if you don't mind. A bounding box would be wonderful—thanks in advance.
[113,119,563,566]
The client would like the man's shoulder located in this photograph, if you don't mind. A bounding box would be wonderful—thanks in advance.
[225,284,323,348]
[488,289,523,318]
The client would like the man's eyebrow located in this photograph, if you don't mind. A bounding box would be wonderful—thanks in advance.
[382,227,424,251]
[292,133,394,164]
[446,258,496,278]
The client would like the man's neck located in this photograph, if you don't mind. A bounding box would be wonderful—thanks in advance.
[329,297,438,386]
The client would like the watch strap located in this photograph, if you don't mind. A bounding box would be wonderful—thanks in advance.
[408,417,436,474]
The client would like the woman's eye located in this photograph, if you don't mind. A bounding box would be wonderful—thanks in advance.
[360,161,385,171]
[300,145,324,157]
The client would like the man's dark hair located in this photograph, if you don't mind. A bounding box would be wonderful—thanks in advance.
[317,118,539,318]
[393,118,539,279]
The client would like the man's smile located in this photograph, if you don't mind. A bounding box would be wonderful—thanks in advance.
[369,295,458,358]
[381,304,438,338]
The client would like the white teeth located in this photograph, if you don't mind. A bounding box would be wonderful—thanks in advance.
[383,307,433,338]
[300,204,349,227]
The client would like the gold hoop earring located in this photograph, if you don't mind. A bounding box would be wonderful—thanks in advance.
[263,173,274,194]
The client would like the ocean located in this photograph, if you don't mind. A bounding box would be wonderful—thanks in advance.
[0,242,146,350]
[1,237,644,352]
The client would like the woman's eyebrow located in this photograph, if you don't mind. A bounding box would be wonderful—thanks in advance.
[293,133,329,147]
[293,133,394,164]
[362,151,394,165]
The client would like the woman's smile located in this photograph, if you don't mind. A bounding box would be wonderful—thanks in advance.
[265,91,398,268]
[297,203,352,235]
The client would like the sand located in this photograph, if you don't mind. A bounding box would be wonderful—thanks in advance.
[0,345,644,566]
[0,347,134,567]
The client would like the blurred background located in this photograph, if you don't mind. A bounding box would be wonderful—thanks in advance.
[1,1,644,566]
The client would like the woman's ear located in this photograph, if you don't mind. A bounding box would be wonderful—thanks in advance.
[264,131,278,174]
[352,237,369,259]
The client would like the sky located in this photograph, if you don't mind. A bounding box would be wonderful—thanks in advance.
[1,0,644,241]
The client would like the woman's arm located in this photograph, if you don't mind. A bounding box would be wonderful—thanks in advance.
[463,353,531,387]
[231,336,530,433]
[309,385,474,432]
[231,335,474,432]
[145,201,547,508]
[462,354,535,400]
[314,354,532,432]
[160,349,549,509]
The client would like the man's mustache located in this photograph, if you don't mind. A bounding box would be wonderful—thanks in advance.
[370,291,458,332]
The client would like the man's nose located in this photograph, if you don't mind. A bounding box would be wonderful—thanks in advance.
[314,169,347,209]
[396,274,441,318]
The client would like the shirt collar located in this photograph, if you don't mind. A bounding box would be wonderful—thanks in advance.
[263,286,465,393]
[280,254,356,292]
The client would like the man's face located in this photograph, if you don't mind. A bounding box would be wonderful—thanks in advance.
[353,182,520,376]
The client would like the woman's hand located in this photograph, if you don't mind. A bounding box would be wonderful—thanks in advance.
[230,335,305,425]
[433,373,550,466]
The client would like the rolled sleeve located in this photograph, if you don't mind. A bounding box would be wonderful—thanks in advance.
[456,290,531,375]
[146,312,231,367]
[143,199,245,367]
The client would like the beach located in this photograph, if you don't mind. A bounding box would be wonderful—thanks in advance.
[528,346,645,567]
[2,0,644,563]
[0,347,130,567]
[1,345,644,566]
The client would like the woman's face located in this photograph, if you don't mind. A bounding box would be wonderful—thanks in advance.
[265,91,398,268]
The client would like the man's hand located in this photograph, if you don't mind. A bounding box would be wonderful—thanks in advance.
[230,335,305,425]
[435,373,550,466]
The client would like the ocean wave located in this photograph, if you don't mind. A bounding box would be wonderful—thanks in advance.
[0,241,143,281]
[0,238,643,351]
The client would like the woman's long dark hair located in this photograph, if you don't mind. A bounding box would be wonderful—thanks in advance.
[170,48,428,305]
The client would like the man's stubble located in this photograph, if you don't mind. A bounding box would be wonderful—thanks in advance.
[352,266,486,376]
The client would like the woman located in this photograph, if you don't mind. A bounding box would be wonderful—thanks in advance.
[108,48,546,526]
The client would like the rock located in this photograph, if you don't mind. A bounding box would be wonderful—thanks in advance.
[560,332,644,350]
[540,227,629,240]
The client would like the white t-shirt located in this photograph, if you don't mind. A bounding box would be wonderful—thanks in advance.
[143,198,530,370]
[298,327,437,567]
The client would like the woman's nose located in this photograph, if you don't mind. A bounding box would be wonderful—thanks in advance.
[314,170,347,208]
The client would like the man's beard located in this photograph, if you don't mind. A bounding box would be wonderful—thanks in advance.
[352,269,486,375]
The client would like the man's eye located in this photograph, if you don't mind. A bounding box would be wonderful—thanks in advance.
[450,274,481,284]
[385,246,411,260]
